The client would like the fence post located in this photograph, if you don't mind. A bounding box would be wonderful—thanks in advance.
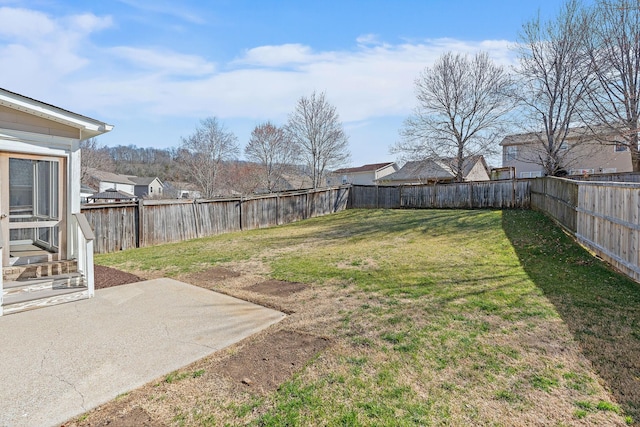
[192,199,200,238]
[137,199,144,248]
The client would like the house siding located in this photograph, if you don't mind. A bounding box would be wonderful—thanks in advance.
[0,105,80,139]
[502,134,633,177]
[464,161,490,181]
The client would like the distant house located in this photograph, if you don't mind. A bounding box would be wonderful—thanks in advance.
[87,188,137,203]
[331,162,399,186]
[80,184,97,204]
[87,169,164,198]
[164,181,202,199]
[378,156,490,185]
[500,127,633,178]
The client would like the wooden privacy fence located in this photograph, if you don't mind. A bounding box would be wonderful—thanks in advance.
[348,180,532,209]
[81,176,640,285]
[81,186,350,253]
[531,177,640,283]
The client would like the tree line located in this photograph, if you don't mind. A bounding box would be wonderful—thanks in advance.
[393,0,640,179]
[82,91,351,198]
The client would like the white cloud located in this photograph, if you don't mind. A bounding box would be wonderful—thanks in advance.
[0,7,56,40]
[109,46,216,75]
[0,7,112,97]
[65,13,113,33]
[237,44,320,67]
[0,5,518,141]
[116,0,206,25]
[68,37,518,127]
[356,33,382,46]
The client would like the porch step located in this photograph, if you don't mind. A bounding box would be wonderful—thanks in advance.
[2,286,89,315]
[3,260,78,282]
[3,273,85,297]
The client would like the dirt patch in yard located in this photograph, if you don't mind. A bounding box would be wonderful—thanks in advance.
[85,406,162,427]
[93,265,143,289]
[244,279,307,297]
[217,329,330,394]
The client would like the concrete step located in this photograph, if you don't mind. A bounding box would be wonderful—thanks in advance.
[3,273,85,297]
[3,260,78,281]
[2,286,89,315]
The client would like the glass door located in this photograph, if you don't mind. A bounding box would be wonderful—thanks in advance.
[0,154,65,266]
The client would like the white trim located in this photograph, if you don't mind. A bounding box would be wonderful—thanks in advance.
[0,129,78,151]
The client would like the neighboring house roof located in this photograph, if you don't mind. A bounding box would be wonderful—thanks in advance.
[88,188,136,201]
[81,184,97,194]
[87,168,162,187]
[382,156,488,183]
[130,176,162,186]
[334,162,395,174]
[280,172,313,190]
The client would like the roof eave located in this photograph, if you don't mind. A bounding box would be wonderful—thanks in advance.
[0,88,114,139]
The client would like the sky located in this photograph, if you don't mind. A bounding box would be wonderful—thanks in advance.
[0,0,587,167]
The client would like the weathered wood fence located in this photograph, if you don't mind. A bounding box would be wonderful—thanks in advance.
[82,176,640,285]
[348,180,532,209]
[531,177,640,282]
[81,186,350,254]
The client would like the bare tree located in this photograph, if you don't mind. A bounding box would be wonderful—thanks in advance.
[514,0,595,176]
[392,51,513,182]
[178,117,239,199]
[245,122,299,192]
[286,91,350,189]
[217,161,264,196]
[586,0,640,171]
[79,137,114,186]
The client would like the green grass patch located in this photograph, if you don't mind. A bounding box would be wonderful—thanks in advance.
[164,369,205,384]
[97,209,638,425]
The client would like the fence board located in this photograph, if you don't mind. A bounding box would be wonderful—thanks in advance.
[575,181,640,282]
[351,180,530,210]
[81,203,138,253]
[531,177,578,232]
[82,186,348,253]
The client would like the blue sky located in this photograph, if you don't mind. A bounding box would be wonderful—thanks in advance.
[0,0,585,167]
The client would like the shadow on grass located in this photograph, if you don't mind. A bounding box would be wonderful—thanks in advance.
[502,209,640,422]
[284,208,501,244]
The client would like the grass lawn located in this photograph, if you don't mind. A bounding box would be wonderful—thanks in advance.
[89,209,639,426]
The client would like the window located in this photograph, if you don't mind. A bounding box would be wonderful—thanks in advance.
[520,171,543,178]
[569,168,594,175]
[615,143,628,152]
[504,146,518,161]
